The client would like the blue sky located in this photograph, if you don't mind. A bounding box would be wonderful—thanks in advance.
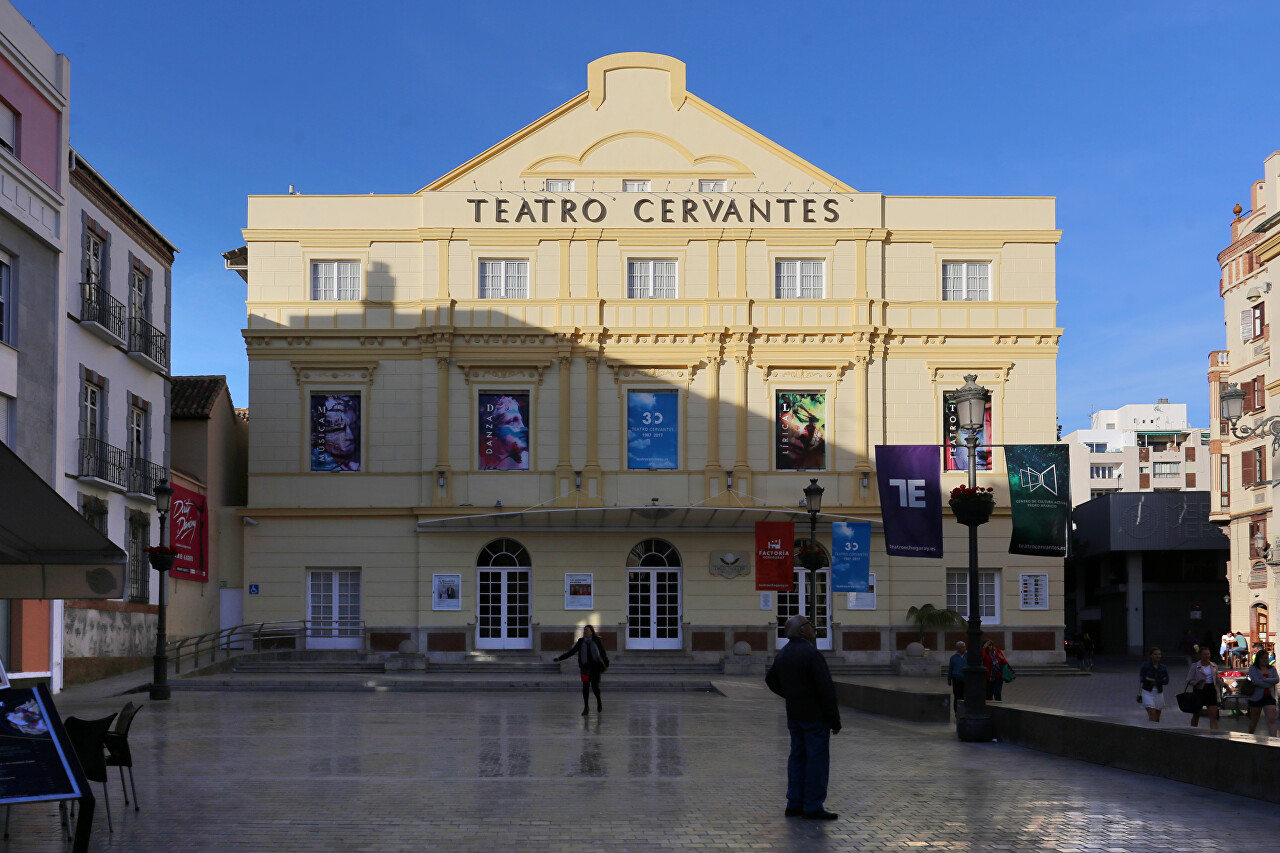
[23,1,1280,429]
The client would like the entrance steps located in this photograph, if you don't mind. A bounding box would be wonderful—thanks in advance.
[233,651,385,674]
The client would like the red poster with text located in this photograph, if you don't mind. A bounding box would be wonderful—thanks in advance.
[755,521,795,591]
[170,484,208,582]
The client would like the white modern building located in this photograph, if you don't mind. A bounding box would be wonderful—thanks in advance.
[1063,401,1208,506]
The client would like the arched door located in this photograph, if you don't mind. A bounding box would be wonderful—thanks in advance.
[627,539,682,650]
[476,539,532,650]
[776,540,831,650]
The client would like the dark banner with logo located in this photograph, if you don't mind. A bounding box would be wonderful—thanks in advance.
[875,445,943,559]
[1005,444,1070,557]
[755,521,795,590]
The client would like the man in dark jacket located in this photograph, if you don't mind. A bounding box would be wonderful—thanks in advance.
[765,614,841,820]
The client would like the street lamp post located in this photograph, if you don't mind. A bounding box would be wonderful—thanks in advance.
[951,376,996,742]
[149,480,174,701]
[803,479,825,628]
[1221,382,1280,451]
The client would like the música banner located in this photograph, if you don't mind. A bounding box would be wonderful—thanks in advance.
[169,483,208,582]
[875,445,944,559]
[755,521,795,591]
[830,521,871,592]
[1005,444,1071,557]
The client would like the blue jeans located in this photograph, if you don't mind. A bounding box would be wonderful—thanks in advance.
[786,720,830,813]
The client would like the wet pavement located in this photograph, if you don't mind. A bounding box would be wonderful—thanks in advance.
[6,677,1280,851]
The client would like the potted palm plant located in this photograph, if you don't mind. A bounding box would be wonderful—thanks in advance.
[905,602,967,650]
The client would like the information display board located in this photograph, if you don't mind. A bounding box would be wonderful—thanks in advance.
[0,685,83,805]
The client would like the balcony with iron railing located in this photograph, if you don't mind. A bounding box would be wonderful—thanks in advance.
[80,281,126,346]
[127,456,167,499]
[127,315,169,373]
[77,437,128,490]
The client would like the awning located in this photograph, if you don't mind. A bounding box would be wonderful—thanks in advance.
[0,442,127,599]
[417,505,881,533]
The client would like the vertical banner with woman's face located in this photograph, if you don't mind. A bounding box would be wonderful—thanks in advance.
[627,390,679,469]
[479,392,530,470]
[943,390,992,471]
[776,391,827,470]
[311,393,361,471]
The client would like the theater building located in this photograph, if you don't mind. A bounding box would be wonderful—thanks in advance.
[228,53,1064,663]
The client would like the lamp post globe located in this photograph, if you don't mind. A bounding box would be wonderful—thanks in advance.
[150,479,174,701]
[1220,383,1246,423]
[801,479,824,625]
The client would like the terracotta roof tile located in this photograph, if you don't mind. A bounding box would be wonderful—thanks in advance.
[171,375,228,418]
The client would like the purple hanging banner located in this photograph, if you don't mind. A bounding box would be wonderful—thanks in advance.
[875,445,944,559]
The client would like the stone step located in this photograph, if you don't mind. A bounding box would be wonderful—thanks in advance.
[171,679,721,693]
[234,661,386,674]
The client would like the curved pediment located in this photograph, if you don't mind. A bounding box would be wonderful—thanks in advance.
[523,130,753,179]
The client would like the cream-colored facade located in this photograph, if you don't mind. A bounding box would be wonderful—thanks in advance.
[1212,151,1280,643]
[233,54,1064,663]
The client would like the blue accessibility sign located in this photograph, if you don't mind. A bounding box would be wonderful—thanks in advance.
[248,584,260,595]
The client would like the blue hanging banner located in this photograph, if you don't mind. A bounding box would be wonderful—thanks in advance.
[831,521,871,592]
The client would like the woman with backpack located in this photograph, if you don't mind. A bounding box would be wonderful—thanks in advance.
[1246,648,1279,736]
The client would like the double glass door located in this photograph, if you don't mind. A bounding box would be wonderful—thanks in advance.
[777,569,831,650]
[307,569,362,650]
[477,569,531,649]
[627,569,682,650]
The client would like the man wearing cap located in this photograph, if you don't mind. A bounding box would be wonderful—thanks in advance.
[765,614,842,821]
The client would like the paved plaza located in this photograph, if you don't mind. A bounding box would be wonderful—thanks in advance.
[6,672,1280,852]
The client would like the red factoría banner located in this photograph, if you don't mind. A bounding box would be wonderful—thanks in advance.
[170,483,208,582]
[755,521,795,591]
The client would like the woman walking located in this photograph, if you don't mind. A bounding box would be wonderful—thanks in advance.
[555,625,610,716]
[1246,648,1279,736]
[982,640,1009,702]
[1138,647,1169,722]
[1186,646,1224,730]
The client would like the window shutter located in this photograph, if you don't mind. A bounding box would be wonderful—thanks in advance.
[1244,449,1257,486]
[1185,445,1196,462]
[1257,375,1267,411]
[1243,309,1255,341]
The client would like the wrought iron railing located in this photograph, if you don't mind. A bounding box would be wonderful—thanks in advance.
[128,457,167,497]
[81,281,126,340]
[166,620,368,673]
[128,316,169,370]
[78,437,128,488]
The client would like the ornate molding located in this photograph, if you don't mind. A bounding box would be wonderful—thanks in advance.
[607,362,699,388]
[926,361,1014,385]
[292,361,379,386]
[456,360,552,387]
[757,362,851,382]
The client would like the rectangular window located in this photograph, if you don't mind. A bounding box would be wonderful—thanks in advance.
[627,260,677,298]
[129,269,147,320]
[1086,442,1108,453]
[81,382,101,440]
[85,233,103,285]
[0,101,14,154]
[1221,455,1230,508]
[1254,304,1266,339]
[544,179,573,192]
[129,406,146,460]
[1153,462,1180,478]
[1250,517,1268,559]
[947,570,999,621]
[0,258,10,344]
[775,260,824,298]
[622,180,651,193]
[698,180,726,192]
[310,261,359,300]
[478,260,529,299]
[942,262,990,301]
[1089,465,1114,479]
[0,393,10,445]
[81,497,107,535]
[127,518,150,603]
[1257,449,1268,485]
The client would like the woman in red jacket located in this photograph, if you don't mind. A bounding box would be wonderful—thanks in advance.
[982,639,1009,701]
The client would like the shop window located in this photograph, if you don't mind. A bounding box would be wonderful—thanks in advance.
[942,261,990,301]
[775,260,824,298]
[478,260,529,299]
[310,261,360,300]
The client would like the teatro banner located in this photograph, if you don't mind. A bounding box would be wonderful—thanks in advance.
[627,390,679,469]
[478,392,531,470]
[875,445,944,559]
[830,521,871,593]
[755,521,795,591]
[776,392,826,470]
[169,483,208,582]
[1005,444,1070,557]
[943,390,992,471]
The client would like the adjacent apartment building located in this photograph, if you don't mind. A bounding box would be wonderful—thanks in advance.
[229,53,1065,664]
[1063,401,1208,506]
[1212,151,1280,646]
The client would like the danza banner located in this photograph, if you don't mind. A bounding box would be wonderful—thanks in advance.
[875,445,944,559]
[754,521,795,591]
[1005,444,1071,557]
[831,521,871,592]
[478,392,530,470]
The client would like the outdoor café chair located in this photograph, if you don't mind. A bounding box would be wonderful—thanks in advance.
[104,701,142,810]
[64,714,117,832]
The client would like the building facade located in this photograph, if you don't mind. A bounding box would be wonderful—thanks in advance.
[233,53,1064,663]
[1212,151,1280,646]
[0,0,70,683]
[1064,401,1208,506]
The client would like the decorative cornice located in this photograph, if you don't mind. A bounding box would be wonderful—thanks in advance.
[291,361,379,386]
[456,359,553,387]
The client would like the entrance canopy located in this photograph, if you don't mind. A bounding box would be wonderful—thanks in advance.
[0,442,127,599]
[416,505,881,534]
